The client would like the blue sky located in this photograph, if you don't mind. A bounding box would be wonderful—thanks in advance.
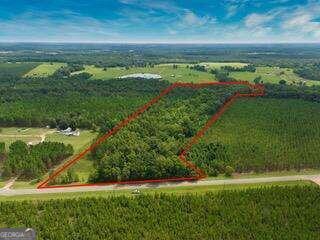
[0,0,319,43]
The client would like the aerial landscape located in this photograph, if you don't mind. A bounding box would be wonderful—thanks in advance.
[0,0,320,239]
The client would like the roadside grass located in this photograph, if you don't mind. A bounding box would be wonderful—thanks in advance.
[24,62,66,77]
[206,169,320,180]
[232,169,320,179]
[230,66,320,86]
[10,181,37,189]
[0,180,314,201]
[68,158,95,183]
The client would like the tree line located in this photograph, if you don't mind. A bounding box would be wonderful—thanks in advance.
[2,141,73,180]
[0,185,319,239]
[89,85,247,183]
[0,75,169,130]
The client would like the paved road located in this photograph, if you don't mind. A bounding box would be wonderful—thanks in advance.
[0,174,319,197]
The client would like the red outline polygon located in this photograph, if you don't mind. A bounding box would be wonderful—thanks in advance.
[38,81,265,189]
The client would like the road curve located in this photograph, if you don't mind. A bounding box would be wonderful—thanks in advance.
[0,174,319,197]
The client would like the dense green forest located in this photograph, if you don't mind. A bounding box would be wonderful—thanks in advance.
[1,141,73,180]
[88,85,247,183]
[0,75,168,129]
[294,63,320,81]
[0,62,39,79]
[0,185,319,239]
[265,83,320,102]
[188,98,320,174]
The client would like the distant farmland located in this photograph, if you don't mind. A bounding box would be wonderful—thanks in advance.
[24,63,66,77]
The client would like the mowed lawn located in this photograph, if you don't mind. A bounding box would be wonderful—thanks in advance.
[193,98,320,172]
[230,67,320,86]
[45,130,98,153]
[24,62,66,77]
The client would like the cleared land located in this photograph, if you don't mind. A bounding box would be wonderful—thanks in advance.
[199,62,248,68]
[0,128,98,188]
[230,66,320,86]
[0,128,97,152]
[0,127,52,150]
[76,64,319,86]
[45,130,97,153]
[189,98,320,174]
[24,62,66,77]
[75,64,216,82]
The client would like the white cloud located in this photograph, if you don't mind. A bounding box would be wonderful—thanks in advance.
[226,5,239,18]
[244,13,275,28]
[282,5,320,37]
[180,11,216,27]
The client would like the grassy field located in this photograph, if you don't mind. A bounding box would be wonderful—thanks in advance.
[24,62,66,77]
[0,180,313,201]
[0,127,52,150]
[45,130,97,153]
[77,64,320,86]
[230,66,320,86]
[76,64,216,82]
[199,62,248,68]
[0,128,97,152]
[190,98,320,173]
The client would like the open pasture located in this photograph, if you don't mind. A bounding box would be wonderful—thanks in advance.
[24,62,66,77]
[230,67,320,86]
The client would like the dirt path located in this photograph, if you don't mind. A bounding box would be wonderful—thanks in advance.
[0,177,17,191]
[0,174,319,197]
[0,130,55,145]
[311,177,320,186]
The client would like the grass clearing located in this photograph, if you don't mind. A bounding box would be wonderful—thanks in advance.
[199,62,248,68]
[77,64,216,82]
[0,180,313,201]
[0,127,52,150]
[68,158,95,182]
[230,66,320,86]
[45,130,98,153]
[24,62,66,77]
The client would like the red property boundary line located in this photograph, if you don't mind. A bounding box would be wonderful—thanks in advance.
[38,81,265,189]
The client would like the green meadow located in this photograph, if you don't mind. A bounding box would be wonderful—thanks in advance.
[24,62,66,77]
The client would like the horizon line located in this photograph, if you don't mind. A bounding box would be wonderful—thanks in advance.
[0,41,319,45]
